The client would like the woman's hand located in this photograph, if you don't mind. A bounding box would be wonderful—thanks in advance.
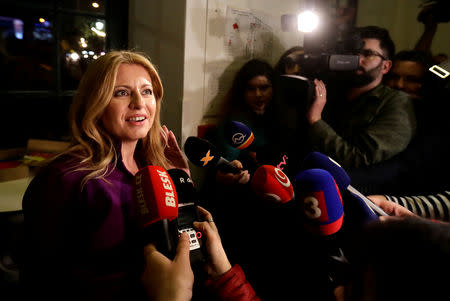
[141,232,194,301]
[161,125,191,177]
[306,79,327,125]
[193,206,232,279]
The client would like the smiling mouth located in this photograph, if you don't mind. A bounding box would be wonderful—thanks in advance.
[126,116,146,122]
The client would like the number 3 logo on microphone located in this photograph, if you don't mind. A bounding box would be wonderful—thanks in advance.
[303,196,322,219]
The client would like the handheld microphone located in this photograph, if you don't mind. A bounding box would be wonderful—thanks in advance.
[225,120,255,150]
[184,136,242,174]
[250,165,294,204]
[301,152,388,216]
[294,168,350,287]
[294,168,344,236]
[224,120,290,173]
[167,169,205,267]
[133,165,179,258]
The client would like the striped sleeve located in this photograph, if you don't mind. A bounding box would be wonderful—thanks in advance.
[385,191,450,222]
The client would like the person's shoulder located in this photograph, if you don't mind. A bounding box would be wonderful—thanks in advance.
[371,84,411,106]
[378,84,410,99]
[22,152,89,207]
[32,152,88,185]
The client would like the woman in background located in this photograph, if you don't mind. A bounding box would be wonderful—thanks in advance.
[209,58,279,183]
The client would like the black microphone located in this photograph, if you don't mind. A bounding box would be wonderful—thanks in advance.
[224,120,290,173]
[167,169,206,268]
[184,136,242,174]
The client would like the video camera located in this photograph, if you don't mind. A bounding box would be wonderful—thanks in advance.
[277,26,363,114]
[285,28,363,80]
[272,26,366,164]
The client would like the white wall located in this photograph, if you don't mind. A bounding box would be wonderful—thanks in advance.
[129,0,449,146]
[182,0,303,143]
[357,0,450,55]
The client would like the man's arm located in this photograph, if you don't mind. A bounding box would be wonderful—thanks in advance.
[306,88,416,168]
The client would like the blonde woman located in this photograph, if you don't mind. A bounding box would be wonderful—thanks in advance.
[21,51,189,300]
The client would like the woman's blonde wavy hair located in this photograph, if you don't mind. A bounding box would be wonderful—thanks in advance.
[57,50,169,186]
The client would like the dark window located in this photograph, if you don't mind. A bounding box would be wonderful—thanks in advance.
[0,0,128,148]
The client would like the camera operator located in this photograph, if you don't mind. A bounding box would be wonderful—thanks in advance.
[304,26,416,170]
[347,3,449,197]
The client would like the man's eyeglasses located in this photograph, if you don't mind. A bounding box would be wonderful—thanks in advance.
[357,49,387,60]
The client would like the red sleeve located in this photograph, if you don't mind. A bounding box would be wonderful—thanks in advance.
[205,264,260,301]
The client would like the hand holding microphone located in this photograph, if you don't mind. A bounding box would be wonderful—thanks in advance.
[184,136,250,185]
[216,160,250,186]
[141,232,194,301]
[301,151,388,216]
[133,166,206,266]
[184,136,244,174]
[193,206,232,279]
[366,194,417,221]
[167,168,206,267]
[141,206,236,301]
[225,120,290,174]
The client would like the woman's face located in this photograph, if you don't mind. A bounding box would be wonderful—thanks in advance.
[244,75,273,115]
[101,63,157,143]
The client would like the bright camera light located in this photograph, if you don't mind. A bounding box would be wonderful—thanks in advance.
[95,21,104,30]
[298,10,319,32]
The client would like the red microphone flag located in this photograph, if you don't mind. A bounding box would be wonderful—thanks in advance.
[134,166,178,227]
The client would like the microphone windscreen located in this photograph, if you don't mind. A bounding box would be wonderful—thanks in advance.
[342,190,378,226]
[301,152,351,190]
[225,120,254,150]
[184,136,220,168]
[294,168,344,236]
[134,166,178,227]
[167,169,196,204]
[250,165,294,204]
